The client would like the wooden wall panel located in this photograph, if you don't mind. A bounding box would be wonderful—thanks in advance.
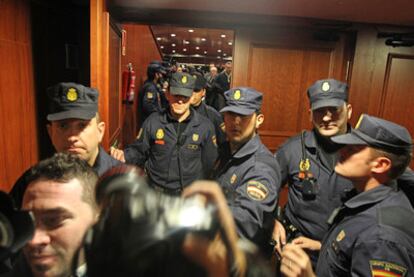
[0,0,38,191]
[120,24,162,146]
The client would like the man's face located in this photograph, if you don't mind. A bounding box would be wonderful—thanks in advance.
[47,117,105,165]
[190,89,205,107]
[224,112,263,146]
[224,62,232,73]
[210,67,218,76]
[311,104,352,137]
[167,93,192,116]
[335,145,376,182]
[23,179,96,277]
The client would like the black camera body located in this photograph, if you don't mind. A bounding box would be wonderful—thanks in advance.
[85,167,219,276]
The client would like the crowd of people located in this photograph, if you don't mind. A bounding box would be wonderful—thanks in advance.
[1,59,414,277]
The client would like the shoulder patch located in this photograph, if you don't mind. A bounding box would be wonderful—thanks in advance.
[370,260,407,277]
[136,128,143,139]
[147,92,154,99]
[246,180,269,201]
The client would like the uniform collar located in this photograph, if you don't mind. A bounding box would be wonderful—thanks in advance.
[161,108,201,127]
[232,135,261,159]
[344,185,395,209]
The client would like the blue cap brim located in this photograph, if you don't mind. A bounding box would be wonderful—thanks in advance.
[220,105,256,115]
[47,109,97,121]
[311,99,345,110]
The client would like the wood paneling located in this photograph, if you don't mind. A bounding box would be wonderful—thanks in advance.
[0,0,38,191]
[233,26,354,152]
[120,24,162,145]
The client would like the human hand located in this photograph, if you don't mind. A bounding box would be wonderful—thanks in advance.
[110,147,125,162]
[272,219,287,256]
[280,243,315,277]
[291,236,321,251]
[181,181,246,277]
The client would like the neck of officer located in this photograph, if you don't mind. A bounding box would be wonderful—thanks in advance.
[230,132,256,154]
[352,171,391,192]
[87,146,100,167]
[169,108,191,122]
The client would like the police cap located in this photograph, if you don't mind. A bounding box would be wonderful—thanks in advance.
[169,72,195,97]
[192,72,207,92]
[331,114,412,154]
[220,87,263,115]
[47,82,98,121]
[307,79,349,110]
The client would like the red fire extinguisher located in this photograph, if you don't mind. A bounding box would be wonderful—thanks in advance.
[122,63,136,104]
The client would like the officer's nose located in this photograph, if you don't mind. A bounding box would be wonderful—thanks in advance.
[27,227,52,248]
[322,110,333,121]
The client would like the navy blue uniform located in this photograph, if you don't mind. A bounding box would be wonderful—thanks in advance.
[275,130,354,241]
[124,109,218,191]
[138,80,168,125]
[316,185,414,276]
[193,101,226,146]
[212,135,280,253]
[9,146,121,208]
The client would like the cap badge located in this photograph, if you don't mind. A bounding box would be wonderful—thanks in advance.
[181,75,188,84]
[66,88,78,102]
[192,133,199,142]
[156,129,164,139]
[355,114,364,129]
[321,81,330,92]
[233,89,241,100]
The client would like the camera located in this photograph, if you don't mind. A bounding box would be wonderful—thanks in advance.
[0,191,34,265]
[85,166,219,276]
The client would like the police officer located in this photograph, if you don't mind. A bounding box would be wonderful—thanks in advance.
[212,87,280,254]
[138,62,168,126]
[190,72,226,146]
[9,82,121,207]
[272,79,414,265]
[280,114,414,277]
[121,73,218,194]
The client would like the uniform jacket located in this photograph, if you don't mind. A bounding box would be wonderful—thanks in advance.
[212,135,280,252]
[124,110,218,190]
[316,185,414,277]
[138,80,168,125]
[193,101,226,146]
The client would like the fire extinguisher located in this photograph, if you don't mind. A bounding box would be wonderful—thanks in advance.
[122,63,136,104]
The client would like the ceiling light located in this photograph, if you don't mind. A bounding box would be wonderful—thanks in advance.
[171,33,176,37]
[223,53,227,56]
[228,42,233,45]
[172,50,176,53]
[188,29,194,33]
[183,48,187,51]
[184,40,190,45]
[217,49,222,53]
[160,46,164,49]
[220,34,226,38]
[217,56,221,59]
[172,43,176,47]
[156,37,162,41]
[201,38,206,41]
[204,51,207,54]
[195,46,200,50]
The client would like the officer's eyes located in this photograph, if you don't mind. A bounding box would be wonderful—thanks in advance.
[57,123,69,129]
[77,121,89,129]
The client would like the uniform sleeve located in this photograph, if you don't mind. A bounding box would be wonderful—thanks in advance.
[201,122,218,178]
[230,160,280,246]
[350,238,412,277]
[124,119,151,166]
[141,85,163,115]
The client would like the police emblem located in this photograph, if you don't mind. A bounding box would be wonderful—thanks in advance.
[66,88,78,102]
[230,174,237,184]
[321,81,330,92]
[246,180,269,201]
[355,114,364,129]
[336,230,345,242]
[192,133,199,142]
[156,129,164,139]
[370,260,407,277]
[147,92,154,99]
[299,159,310,171]
[233,89,241,100]
[181,75,187,84]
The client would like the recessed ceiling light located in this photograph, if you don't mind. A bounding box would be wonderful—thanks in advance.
[172,50,176,53]
[223,53,227,56]
[204,51,207,54]
[188,29,194,33]
[156,37,162,41]
[195,46,200,50]
[217,56,221,59]
[184,40,190,45]
[160,46,164,49]
[228,41,233,45]
[217,49,222,53]
[171,43,176,47]
[201,38,206,41]
[171,33,176,37]
[220,34,226,38]
[183,48,187,51]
